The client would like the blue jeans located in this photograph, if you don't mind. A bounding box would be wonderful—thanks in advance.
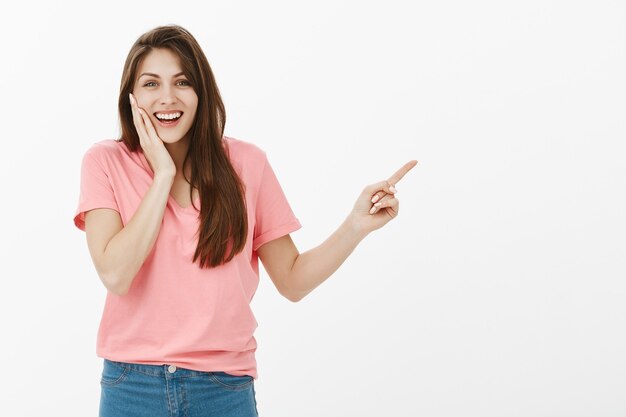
[99,359,259,417]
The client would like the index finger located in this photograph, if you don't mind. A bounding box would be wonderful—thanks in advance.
[129,94,144,129]
[129,94,149,140]
[388,160,418,185]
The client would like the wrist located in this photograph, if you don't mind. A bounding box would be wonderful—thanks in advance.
[345,212,370,242]
[154,171,175,184]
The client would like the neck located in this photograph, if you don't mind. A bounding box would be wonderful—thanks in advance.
[164,136,190,177]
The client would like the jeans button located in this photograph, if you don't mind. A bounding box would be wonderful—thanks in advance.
[168,365,177,373]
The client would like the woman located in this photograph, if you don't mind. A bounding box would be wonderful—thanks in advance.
[73,24,416,417]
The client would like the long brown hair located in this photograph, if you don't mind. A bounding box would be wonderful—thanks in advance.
[117,24,248,268]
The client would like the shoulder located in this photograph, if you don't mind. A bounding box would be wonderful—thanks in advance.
[81,139,129,167]
[223,136,268,169]
[83,139,125,159]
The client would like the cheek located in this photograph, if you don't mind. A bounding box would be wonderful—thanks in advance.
[185,101,198,120]
[134,96,149,109]
[186,92,199,109]
[131,88,150,107]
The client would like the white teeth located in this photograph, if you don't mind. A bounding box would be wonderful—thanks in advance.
[156,112,181,120]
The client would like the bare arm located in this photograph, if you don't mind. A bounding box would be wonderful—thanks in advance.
[84,92,177,295]
[258,216,366,302]
[258,160,417,302]
[85,173,174,296]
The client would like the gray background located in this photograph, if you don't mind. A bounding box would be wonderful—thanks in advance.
[1,0,625,416]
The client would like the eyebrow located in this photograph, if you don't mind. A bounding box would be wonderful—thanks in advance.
[138,71,186,79]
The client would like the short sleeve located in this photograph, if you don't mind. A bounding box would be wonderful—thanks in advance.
[73,146,120,232]
[252,152,302,251]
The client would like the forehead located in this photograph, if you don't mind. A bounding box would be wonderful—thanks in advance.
[137,48,183,76]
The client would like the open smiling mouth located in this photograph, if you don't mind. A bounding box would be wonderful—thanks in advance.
[154,112,183,126]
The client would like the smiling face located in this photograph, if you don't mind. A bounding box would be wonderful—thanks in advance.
[132,48,198,145]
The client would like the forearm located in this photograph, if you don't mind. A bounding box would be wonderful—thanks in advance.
[103,174,173,295]
[288,215,368,301]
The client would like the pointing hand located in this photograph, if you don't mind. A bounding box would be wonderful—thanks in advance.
[348,160,418,235]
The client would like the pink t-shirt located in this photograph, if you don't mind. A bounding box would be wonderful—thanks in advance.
[73,136,301,380]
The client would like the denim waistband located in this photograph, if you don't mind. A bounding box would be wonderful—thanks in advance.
[104,358,227,378]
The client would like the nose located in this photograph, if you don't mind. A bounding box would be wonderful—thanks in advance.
[160,84,178,105]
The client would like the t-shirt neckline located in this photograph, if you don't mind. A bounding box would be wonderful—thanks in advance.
[133,145,200,212]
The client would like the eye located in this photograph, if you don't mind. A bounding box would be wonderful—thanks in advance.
[142,80,190,87]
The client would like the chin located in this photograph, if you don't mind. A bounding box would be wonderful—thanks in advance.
[159,132,189,144]
[157,137,177,144]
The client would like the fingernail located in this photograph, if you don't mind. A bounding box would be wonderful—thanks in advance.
[389,185,397,193]
[369,206,376,214]
[374,202,382,207]
[371,195,380,203]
